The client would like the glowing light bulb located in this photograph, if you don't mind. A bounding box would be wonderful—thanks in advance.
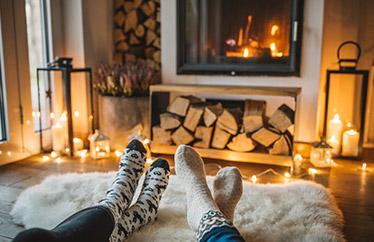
[115,150,122,157]
[0,150,2,155]
[146,158,153,164]
[308,168,318,175]
[7,151,11,156]
[26,120,31,125]
[251,175,257,183]
[74,111,80,118]
[56,157,62,163]
[50,112,56,119]
[65,148,70,153]
[50,151,58,158]
[243,48,249,58]
[284,172,291,178]
[362,163,367,171]
[42,155,50,162]
[143,139,150,145]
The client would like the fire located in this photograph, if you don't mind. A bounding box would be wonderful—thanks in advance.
[243,48,249,58]
[271,25,280,36]
[270,42,283,57]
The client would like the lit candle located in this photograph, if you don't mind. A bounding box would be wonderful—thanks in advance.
[251,175,257,183]
[52,122,65,152]
[293,154,303,174]
[327,113,343,146]
[73,137,84,152]
[362,162,367,172]
[327,135,340,156]
[342,129,359,157]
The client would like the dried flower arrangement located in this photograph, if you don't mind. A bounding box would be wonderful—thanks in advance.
[95,60,160,97]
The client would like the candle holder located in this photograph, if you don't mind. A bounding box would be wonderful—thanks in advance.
[323,41,369,159]
[88,130,110,159]
[36,57,95,156]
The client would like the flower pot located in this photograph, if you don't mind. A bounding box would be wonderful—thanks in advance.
[98,95,149,150]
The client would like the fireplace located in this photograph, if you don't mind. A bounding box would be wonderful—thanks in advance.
[177,0,304,76]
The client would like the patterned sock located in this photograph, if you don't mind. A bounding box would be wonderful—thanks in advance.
[175,145,219,232]
[110,158,170,241]
[197,210,235,241]
[212,167,243,222]
[98,139,147,224]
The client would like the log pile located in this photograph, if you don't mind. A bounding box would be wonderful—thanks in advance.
[152,96,295,156]
[113,0,160,67]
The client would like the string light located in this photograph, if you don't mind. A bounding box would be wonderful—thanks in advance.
[65,148,70,154]
[146,158,153,164]
[74,111,80,118]
[55,157,62,163]
[143,138,150,145]
[50,112,56,119]
[308,168,318,175]
[284,172,291,178]
[42,155,50,162]
[0,150,2,155]
[50,151,58,158]
[7,151,11,156]
[26,120,31,125]
[251,175,257,183]
[115,150,122,157]
[362,162,367,172]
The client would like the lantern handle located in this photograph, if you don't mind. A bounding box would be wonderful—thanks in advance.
[337,41,361,70]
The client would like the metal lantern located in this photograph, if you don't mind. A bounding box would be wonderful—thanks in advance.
[88,130,110,159]
[323,41,369,159]
[37,57,95,156]
[310,137,333,168]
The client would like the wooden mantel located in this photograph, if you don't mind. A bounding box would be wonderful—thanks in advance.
[150,84,301,97]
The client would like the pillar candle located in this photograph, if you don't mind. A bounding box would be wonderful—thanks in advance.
[327,113,343,145]
[342,129,359,157]
[327,135,340,156]
[52,122,65,152]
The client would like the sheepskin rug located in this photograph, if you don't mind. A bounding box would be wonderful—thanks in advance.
[11,172,345,242]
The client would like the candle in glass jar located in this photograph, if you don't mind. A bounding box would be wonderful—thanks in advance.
[52,122,65,152]
[327,135,340,156]
[342,129,359,157]
[327,113,343,144]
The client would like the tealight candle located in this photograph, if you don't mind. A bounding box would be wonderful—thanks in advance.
[327,113,343,146]
[342,129,359,157]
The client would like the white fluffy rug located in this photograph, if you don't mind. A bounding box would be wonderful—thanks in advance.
[11,172,345,242]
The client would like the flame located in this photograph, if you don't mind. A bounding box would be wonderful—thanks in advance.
[270,42,277,52]
[243,48,249,58]
[271,25,280,36]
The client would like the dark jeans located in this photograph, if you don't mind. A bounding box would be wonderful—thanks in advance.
[200,226,246,242]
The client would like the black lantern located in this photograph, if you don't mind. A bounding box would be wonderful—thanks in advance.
[36,57,95,156]
[323,41,369,159]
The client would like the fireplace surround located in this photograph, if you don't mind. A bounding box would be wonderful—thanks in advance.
[177,0,304,76]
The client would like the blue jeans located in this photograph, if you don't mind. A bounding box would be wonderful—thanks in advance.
[200,225,245,242]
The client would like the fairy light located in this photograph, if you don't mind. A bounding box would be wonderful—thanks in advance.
[284,172,291,178]
[26,120,31,125]
[42,155,50,162]
[362,162,367,172]
[0,150,2,155]
[50,151,58,158]
[115,150,122,157]
[7,151,11,156]
[143,138,150,145]
[78,149,88,159]
[50,112,56,119]
[74,111,80,118]
[146,158,153,164]
[55,157,62,163]
[251,175,257,183]
[65,148,70,154]
[308,168,318,175]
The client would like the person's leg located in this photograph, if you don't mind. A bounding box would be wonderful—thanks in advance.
[13,139,147,242]
[174,145,245,242]
[110,158,170,241]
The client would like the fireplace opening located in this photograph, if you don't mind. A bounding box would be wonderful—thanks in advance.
[177,0,304,76]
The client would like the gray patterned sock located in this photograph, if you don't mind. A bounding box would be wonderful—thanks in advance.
[197,210,234,241]
[110,159,170,241]
[98,139,147,225]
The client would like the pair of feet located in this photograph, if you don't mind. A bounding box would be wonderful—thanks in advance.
[175,145,243,236]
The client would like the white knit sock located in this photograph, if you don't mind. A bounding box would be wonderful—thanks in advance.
[212,167,243,222]
[175,145,219,232]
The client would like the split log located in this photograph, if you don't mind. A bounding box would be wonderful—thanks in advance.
[193,126,213,148]
[269,136,291,155]
[141,1,156,16]
[152,126,172,145]
[116,41,129,52]
[211,127,231,149]
[153,51,161,63]
[216,108,242,135]
[251,128,280,147]
[160,113,181,130]
[167,96,201,117]
[114,11,125,26]
[203,103,223,127]
[124,10,138,33]
[243,99,266,133]
[268,104,294,133]
[144,18,156,30]
[184,105,204,132]
[171,126,194,146]
[146,30,157,45]
[114,29,126,42]
[134,0,142,8]
[135,25,145,37]
[153,38,161,49]
[123,2,134,13]
[227,133,255,152]
[129,33,140,45]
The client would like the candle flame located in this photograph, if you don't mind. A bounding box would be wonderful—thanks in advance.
[115,150,122,157]
[50,151,58,158]
[362,163,367,171]
[243,48,249,58]
[332,113,341,122]
[251,175,257,183]
[271,25,280,36]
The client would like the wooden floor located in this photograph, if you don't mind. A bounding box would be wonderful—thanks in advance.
[0,154,373,242]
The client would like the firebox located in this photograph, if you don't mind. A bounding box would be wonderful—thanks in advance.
[177,0,304,76]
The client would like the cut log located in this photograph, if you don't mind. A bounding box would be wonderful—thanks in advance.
[227,133,255,152]
[114,11,125,26]
[269,136,291,155]
[146,30,157,45]
[211,127,231,149]
[134,0,142,8]
[152,126,172,145]
[124,10,138,33]
[268,104,294,133]
[123,2,134,13]
[114,29,126,42]
[116,41,129,52]
[135,25,145,37]
[141,1,156,16]
[251,128,280,147]
[129,33,140,45]
[153,38,161,49]
[171,126,194,146]
[160,113,181,130]
[216,108,241,135]
[193,126,213,148]
[184,105,204,132]
[144,18,156,30]
[203,103,223,127]
[167,96,202,117]
[153,50,161,63]
[243,99,266,133]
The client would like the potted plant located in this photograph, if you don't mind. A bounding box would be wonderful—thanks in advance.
[95,60,160,150]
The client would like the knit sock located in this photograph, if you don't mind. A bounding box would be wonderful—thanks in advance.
[197,210,236,242]
[98,139,147,224]
[110,158,170,241]
[174,145,219,232]
[212,167,243,222]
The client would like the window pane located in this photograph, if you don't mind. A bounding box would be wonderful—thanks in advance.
[25,0,50,131]
[0,51,6,141]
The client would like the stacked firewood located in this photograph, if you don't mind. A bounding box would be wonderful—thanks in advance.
[152,96,295,156]
[113,0,160,67]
